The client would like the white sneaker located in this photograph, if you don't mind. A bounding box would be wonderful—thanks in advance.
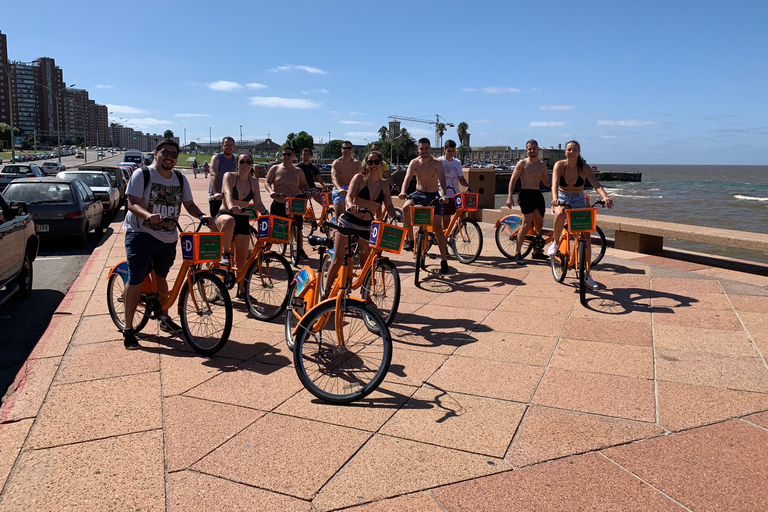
[586,276,599,290]
[546,243,557,256]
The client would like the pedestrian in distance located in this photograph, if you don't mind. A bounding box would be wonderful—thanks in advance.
[209,137,237,217]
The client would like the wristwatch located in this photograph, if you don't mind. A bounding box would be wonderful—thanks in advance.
[199,214,206,220]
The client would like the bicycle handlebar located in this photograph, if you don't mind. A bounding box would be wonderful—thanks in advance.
[556,199,606,209]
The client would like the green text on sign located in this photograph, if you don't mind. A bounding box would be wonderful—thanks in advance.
[198,235,222,260]
[272,218,291,241]
[413,208,433,226]
[380,225,405,251]
[569,210,595,231]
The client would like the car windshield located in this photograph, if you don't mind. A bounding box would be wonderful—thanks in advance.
[61,172,108,188]
[124,156,142,164]
[4,182,75,204]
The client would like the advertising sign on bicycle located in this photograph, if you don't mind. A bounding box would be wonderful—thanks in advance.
[180,232,224,263]
[411,206,434,226]
[285,197,308,215]
[455,193,479,212]
[566,208,597,233]
[369,221,406,254]
[319,192,331,206]
[257,215,291,243]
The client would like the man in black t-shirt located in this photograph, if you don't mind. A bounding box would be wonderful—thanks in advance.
[297,147,327,205]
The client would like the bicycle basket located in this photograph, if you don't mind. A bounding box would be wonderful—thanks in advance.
[285,197,308,215]
[411,206,435,226]
[257,215,291,243]
[455,192,479,212]
[566,208,597,233]
[369,221,406,254]
[180,232,224,263]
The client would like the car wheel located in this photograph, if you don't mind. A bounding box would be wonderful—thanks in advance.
[79,224,89,248]
[14,249,34,300]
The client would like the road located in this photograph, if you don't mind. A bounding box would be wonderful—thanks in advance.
[0,152,132,403]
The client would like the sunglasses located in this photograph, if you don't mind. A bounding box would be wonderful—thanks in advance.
[342,146,353,150]
[159,149,178,158]
[366,159,381,165]
[239,159,253,164]
[282,153,293,157]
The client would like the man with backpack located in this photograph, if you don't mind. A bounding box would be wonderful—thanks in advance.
[121,139,212,350]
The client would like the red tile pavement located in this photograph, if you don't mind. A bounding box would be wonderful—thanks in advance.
[1,172,767,510]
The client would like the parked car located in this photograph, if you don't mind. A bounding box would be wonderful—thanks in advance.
[0,192,38,306]
[0,164,45,193]
[41,161,66,176]
[57,170,120,221]
[75,151,84,159]
[79,165,127,206]
[97,150,105,158]
[3,178,104,248]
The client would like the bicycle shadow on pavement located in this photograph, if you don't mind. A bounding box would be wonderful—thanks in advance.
[581,287,698,315]
[388,311,490,352]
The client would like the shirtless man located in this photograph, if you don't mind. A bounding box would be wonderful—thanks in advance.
[506,139,551,264]
[399,138,450,274]
[209,136,237,216]
[330,141,360,219]
[265,147,310,260]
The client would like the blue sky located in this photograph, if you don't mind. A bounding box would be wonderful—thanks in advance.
[4,0,767,164]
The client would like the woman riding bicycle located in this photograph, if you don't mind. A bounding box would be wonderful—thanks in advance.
[548,140,613,287]
[322,150,400,297]
[215,153,268,298]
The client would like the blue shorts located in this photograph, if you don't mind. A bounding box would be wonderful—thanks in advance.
[125,231,177,286]
[410,190,443,216]
[332,186,349,205]
[556,191,586,211]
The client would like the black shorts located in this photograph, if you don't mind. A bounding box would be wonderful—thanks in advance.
[216,211,251,236]
[518,189,545,216]
[410,190,443,216]
[338,212,372,239]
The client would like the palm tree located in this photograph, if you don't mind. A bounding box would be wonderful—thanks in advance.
[393,128,416,166]
[163,129,174,139]
[456,122,469,145]
[436,122,446,148]
[378,126,388,142]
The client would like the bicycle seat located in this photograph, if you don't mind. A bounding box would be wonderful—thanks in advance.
[308,235,334,249]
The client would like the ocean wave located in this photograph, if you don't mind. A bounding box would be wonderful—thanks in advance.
[734,194,768,202]
[610,193,665,199]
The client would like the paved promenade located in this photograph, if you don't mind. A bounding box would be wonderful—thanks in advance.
[2,172,768,511]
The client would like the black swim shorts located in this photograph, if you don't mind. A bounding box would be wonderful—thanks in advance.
[518,189,545,216]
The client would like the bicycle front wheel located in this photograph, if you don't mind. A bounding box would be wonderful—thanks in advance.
[302,218,316,238]
[551,244,568,283]
[244,252,293,321]
[284,284,306,352]
[451,218,483,264]
[590,226,607,266]
[107,273,150,333]
[178,271,233,355]
[578,239,587,305]
[293,300,392,404]
[361,259,401,326]
[494,223,517,259]
[289,221,301,267]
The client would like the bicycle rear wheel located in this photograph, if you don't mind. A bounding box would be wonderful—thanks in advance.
[451,218,483,264]
[293,300,392,404]
[107,273,150,333]
[414,231,425,285]
[550,243,568,283]
[284,284,305,352]
[494,223,518,259]
[578,239,587,305]
[318,252,332,299]
[302,218,316,238]
[590,226,607,266]
[178,271,232,355]
[244,252,293,321]
[361,259,400,326]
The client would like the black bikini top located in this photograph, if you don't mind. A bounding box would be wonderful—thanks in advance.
[232,179,255,202]
[560,166,585,188]
[358,183,384,204]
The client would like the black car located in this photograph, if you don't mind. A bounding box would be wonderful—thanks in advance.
[2,178,105,247]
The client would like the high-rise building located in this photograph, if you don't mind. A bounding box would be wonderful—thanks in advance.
[0,32,11,135]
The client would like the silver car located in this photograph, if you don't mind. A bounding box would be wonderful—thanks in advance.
[57,170,120,221]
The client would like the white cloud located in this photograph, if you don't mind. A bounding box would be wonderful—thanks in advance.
[597,120,662,126]
[96,84,114,89]
[472,119,491,124]
[106,104,149,115]
[540,105,576,111]
[314,88,329,94]
[600,135,620,139]
[207,80,243,92]
[268,64,327,75]
[349,111,366,116]
[483,86,521,93]
[248,96,321,109]
[339,120,373,125]
[529,121,568,127]
[175,113,211,118]
[246,83,268,89]
[460,87,477,92]
[124,118,171,128]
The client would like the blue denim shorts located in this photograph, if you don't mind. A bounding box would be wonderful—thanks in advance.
[556,191,586,211]
[125,231,177,285]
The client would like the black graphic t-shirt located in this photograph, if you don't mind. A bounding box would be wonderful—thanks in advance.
[123,166,193,243]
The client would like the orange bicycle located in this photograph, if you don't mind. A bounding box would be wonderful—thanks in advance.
[300,188,335,237]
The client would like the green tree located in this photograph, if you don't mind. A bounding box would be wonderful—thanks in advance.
[436,122,446,147]
[325,139,343,159]
[378,126,388,141]
[0,123,21,148]
[393,128,417,165]
[456,122,469,145]
[283,131,314,155]
[458,141,472,162]
[163,129,174,139]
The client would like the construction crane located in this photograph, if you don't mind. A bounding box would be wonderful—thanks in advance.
[388,114,454,148]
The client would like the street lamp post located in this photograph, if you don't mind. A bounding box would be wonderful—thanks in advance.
[240,125,242,147]
[56,83,75,164]
[209,127,211,153]
[0,61,16,162]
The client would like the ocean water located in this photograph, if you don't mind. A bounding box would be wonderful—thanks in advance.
[495,164,768,264]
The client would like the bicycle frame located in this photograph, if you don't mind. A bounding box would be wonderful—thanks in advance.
[556,229,591,272]
[211,233,280,288]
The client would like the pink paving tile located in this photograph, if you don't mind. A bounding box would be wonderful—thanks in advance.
[54,339,160,385]
[384,346,449,387]
[167,471,311,511]
[729,294,768,313]
[743,411,768,429]
[312,434,509,511]
[0,419,34,491]
[650,277,724,294]
[508,282,579,299]
[0,431,164,511]
[657,381,768,431]
[652,307,743,330]
[636,256,709,272]
[160,352,239,397]
[550,339,654,379]
[739,311,768,346]
[193,413,371,500]
[603,420,768,511]
[70,314,125,346]
[436,290,506,310]
[653,324,757,356]
[533,368,656,422]
[562,316,652,346]
[483,310,568,337]
[656,347,768,392]
[427,355,544,402]
[342,492,443,512]
[496,294,575,315]
[652,291,733,310]
[380,386,527,457]
[433,451,682,511]
[454,331,557,366]
[164,395,262,471]
[0,357,61,423]
[26,311,80,359]
[507,406,663,467]
[390,325,472,355]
